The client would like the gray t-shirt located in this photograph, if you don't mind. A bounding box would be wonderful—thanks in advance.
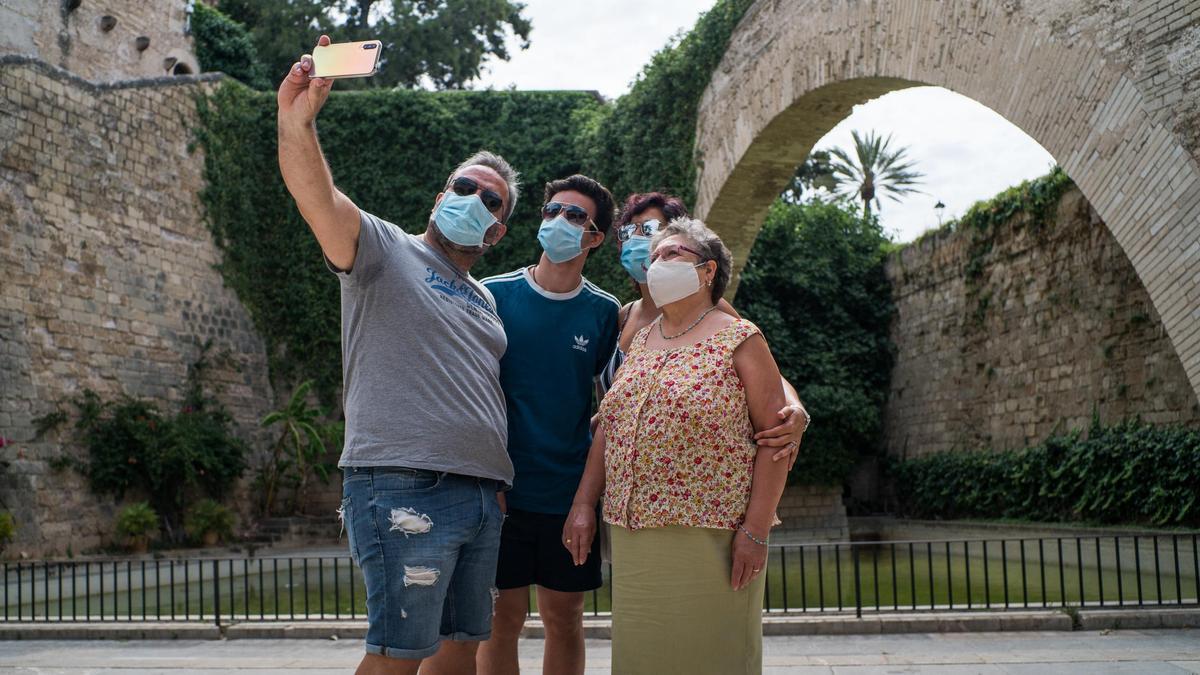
[328,210,513,486]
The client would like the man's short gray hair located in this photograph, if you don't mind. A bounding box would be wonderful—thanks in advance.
[650,217,733,304]
[444,150,521,223]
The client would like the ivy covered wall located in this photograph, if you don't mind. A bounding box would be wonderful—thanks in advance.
[196,84,618,403]
[193,0,758,408]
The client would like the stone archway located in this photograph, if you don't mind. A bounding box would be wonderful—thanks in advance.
[693,0,1200,401]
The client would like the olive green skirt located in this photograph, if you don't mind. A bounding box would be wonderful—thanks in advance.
[609,524,765,675]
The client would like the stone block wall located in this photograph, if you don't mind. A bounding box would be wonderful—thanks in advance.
[0,0,199,82]
[0,57,273,558]
[773,486,847,543]
[882,186,1200,460]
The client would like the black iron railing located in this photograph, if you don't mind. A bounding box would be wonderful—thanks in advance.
[3,534,1196,624]
[2,557,363,624]
[761,534,1198,618]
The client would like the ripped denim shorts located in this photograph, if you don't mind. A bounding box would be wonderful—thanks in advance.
[341,466,503,660]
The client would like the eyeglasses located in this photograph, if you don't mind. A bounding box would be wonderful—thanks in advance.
[542,201,597,230]
[616,218,661,242]
[649,243,705,264]
[451,176,504,215]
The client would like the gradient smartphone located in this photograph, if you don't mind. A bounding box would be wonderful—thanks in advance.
[312,40,383,79]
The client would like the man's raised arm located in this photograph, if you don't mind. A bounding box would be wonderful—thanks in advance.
[276,34,361,271]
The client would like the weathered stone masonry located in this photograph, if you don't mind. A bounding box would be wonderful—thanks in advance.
[0,57,273,558]
[882,186,1200,460]
[0,0,200,83]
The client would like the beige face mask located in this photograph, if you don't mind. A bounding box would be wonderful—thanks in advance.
[646,260,705,306]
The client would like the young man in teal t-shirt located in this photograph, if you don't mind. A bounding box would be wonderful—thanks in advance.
[478,175,618,675]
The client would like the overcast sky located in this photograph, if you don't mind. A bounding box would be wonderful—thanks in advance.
[473,0,1057,243]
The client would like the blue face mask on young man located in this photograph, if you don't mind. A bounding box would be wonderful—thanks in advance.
[620,235,652,283]
[537,215,587,264]
[432,191,497,248]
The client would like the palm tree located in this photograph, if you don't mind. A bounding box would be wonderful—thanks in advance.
[781,150,838,203]
[827,130,924,217]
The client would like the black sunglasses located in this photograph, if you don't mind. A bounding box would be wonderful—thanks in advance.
[542,202,596,230]
[451,176,504,216]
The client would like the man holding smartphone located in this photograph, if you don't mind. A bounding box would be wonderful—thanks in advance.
[278,35,514,675]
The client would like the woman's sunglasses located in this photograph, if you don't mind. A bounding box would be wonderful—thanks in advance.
[616,218,661,242]
[542,201,596,230]
[451,176,504,215]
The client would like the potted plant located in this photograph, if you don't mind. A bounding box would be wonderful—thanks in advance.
[115,502,158,553]
[0,511,15,553]
[185,499,235,547]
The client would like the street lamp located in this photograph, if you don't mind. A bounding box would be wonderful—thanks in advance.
[934,200,946,226]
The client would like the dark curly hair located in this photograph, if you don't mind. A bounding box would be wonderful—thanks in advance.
[543,175,616,234]
[615,192,689,233]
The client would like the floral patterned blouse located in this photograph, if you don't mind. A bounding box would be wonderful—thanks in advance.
[600,318,761,530]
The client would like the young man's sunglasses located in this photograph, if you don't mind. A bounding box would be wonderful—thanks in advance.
[616,218,661,242]
[542,202,597,230]
[450,176,505,216]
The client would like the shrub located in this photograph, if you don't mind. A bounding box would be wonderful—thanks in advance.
[191,2,271,89]
[735,199,895,486]
[0,512,14,546]
[115,502,159,538]
[185,499,236,543]
[891,420,1200,527]
[39,346,248,538]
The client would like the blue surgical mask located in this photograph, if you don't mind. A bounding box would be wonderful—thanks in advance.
[620,235,652,283]
[537,215,585,264]
[432,191,497,248]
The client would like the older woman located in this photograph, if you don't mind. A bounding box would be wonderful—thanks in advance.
[565,218,796,674]
[601,191,808,461]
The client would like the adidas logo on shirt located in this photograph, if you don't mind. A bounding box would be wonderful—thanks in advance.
[573,335,590,352]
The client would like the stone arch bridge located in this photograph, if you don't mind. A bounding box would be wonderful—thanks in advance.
[694,0,1200,402]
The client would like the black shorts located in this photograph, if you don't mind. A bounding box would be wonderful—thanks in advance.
[495,507,602,593]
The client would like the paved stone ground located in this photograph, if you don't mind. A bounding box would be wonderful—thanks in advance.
[0,630,1197,673]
